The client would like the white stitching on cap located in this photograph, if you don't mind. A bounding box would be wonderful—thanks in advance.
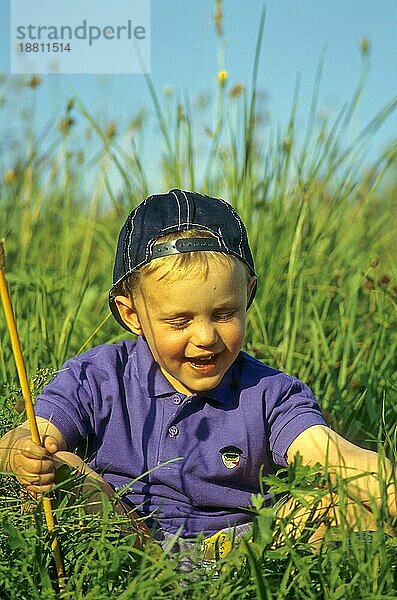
[160,222,214,233]
[171,190,182,230]
[126,196,151,271]
[145,238,157,261]
[181,189,190,225]
[217,227,228,251]
[217,197,245,259]
[126,208,136,272]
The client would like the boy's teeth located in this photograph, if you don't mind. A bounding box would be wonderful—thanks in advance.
[190,355,214,362]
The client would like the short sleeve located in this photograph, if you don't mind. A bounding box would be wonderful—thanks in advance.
[265,374,326,467]
[35,358,95,450]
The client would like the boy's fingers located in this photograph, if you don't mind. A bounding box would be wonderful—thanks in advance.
[17,470,55,494]
[15,457,54,475]
[17,470,55,486]
[15,464,54,483]
[42,435,60,454]
[19,440,48,460]
[25,481,54,495]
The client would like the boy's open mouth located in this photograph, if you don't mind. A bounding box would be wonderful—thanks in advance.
[187,353,218,373]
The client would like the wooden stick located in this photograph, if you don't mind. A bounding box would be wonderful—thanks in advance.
[0,240,66,591]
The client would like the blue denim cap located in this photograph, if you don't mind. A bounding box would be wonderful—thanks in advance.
[109,188,257,330]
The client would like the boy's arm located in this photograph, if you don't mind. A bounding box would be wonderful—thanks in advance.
[287,424,397,517]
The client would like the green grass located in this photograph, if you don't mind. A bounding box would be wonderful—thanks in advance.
[1,10,397,597]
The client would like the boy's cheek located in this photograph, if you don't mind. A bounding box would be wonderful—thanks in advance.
[155,334,181,357]
[146,335,183,367]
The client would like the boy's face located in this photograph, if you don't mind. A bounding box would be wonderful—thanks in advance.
[116,259,256,396]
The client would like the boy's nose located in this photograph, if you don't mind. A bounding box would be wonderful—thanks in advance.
[190,320,219,348]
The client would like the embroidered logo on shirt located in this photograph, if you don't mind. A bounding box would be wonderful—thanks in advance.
[220,446,243,469]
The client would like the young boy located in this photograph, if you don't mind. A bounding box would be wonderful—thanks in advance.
[1,189,395,556]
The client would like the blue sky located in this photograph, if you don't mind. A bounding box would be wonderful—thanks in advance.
[1,0,396,176]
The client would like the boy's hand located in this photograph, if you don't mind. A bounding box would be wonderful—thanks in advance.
[11,432,60,494]
[287,424,397,517]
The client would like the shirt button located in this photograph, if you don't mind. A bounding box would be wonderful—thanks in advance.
[172,394,182,405]
[168,425,179,438]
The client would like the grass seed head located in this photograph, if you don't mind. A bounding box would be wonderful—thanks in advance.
[26,75,42,88]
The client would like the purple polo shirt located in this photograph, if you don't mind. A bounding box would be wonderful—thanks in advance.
[35,336,325,537]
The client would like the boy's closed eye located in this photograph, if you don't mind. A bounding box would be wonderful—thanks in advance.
[163,307,240,328]
[165,318,191,329]
[213,309,239,321]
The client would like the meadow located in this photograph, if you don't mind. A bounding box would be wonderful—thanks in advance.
[0,22,397,598]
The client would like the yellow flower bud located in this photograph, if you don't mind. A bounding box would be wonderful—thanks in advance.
[217,70,228,87]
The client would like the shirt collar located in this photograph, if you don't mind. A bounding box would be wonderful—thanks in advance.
[199,363,240,405]
[134,335,240,405]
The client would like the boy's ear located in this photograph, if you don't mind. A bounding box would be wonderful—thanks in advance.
[247,276,257,308]
[114,295,142,335]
